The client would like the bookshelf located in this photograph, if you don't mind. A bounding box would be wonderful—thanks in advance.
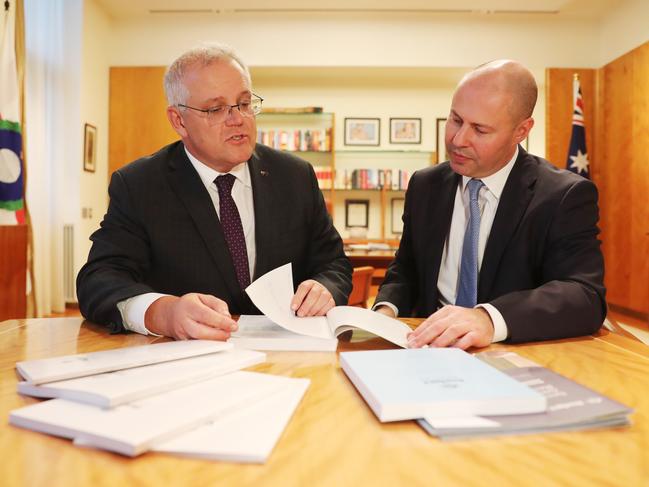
[256,112,434,242]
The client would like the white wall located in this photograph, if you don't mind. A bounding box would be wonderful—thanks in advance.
[599,0,649,64]
[78,0,112,280]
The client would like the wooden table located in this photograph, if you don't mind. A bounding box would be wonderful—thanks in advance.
[345,250,396,285]
[2,317,649,486]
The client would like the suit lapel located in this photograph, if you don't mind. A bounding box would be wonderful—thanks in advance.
[479,149,537,300]
[248,151,275,281]
[166,145,245,308]
[423,166,460,314]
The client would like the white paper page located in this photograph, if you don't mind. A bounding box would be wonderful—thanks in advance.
[16,349,265,408]
[16,340,232,385]
[10,371,286,457]
[155,377,310,463]
[230,316,337,351]
[424,416,501,429]
[326,306,411,348]
[245,263,332,339]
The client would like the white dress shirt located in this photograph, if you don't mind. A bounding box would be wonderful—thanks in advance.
[116,147,256,335]
[376,147,519,343]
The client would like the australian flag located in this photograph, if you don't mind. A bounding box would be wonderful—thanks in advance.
[566,75,590,179]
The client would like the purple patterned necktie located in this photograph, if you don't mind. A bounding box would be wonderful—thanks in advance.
[215,174,250,289]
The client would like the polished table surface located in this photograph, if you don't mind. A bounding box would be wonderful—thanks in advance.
[2,317,649,487]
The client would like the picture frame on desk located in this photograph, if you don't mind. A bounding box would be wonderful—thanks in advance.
[435,118,448,164]
[83,123,97,173]
[389,118,421,144]
[345,199,370,228]
[344,118,380,146]
[391,198,405,234]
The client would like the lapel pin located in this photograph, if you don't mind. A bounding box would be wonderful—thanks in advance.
[260,170,268,176]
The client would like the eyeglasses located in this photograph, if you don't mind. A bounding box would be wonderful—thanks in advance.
[177,93,264,125]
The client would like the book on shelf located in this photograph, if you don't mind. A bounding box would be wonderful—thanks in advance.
[257,128,332,152]
[417,350,633,440]
[10,371,299,457]
[16,340,232,385]
[339,348,547,422]
[17,349,265,408]
[230,263,412,351]
[153,377,309,463]
[334,168,411,190]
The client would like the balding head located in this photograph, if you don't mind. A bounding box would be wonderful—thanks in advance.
[459,60,538,124]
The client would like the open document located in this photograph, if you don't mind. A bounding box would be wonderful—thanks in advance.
[230,263,412,351]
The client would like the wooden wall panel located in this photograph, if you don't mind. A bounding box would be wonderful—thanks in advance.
[109,67,177,175]
[0,225,27,321]
[545,68,597,173]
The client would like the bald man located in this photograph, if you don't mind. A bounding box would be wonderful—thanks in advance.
[375,60,606,348]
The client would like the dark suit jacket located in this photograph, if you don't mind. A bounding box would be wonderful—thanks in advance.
[376,147,606,343]
[77,142,352,332]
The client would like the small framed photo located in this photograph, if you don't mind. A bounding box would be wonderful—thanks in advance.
[389,118,421,144]
[344,118,380,146]
[435,118,448,164]
[83,123,97,173]
[345,199,369,228]
[391,198,405,234]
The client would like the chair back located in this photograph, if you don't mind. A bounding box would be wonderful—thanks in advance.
[348,266,374,308]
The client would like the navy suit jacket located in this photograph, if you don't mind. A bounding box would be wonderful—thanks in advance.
[77,142,352,332]
[375,147,606,343]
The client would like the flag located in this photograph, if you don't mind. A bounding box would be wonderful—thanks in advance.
[0,0,25,224]
[566,74,590,179]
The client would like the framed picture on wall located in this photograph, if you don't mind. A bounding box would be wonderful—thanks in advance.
[345,199,369,228]
[391,198,405,234]
[83,123,97,173]
[435,118,448,164]
[389,118,421,144]
[344,118,380,146]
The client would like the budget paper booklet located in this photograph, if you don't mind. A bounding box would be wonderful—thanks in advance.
[340,348,547,422]
[231,263,412,351]
[417,350,633,439]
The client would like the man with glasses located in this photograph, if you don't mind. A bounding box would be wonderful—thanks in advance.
[375,60,606,348]
[77,44,352,340]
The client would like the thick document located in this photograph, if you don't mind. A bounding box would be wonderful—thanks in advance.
[231,263,412,351]
[340,348,547,422]
[17,349,265,408]
[154,377,309,463]
[16,340,232,384]
[417,350,633,439]
[9,371,290,457]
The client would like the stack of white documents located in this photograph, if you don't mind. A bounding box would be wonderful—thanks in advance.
[10,340,309,462]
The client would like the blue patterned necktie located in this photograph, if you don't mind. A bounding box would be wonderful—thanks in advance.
[215,174,250,290]
[456,179,484,308]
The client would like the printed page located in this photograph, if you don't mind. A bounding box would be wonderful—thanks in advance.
[16,340,232,385]
[231,316,336,351]
[17,349,265,408]
[326,306,411,348]
[155,377,310,463]
[245,263,332,339]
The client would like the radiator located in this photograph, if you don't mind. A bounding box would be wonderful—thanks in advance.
[63,224,76,303]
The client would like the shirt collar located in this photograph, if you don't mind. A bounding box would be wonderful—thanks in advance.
[184,146,251,191]
[461,145,519,200]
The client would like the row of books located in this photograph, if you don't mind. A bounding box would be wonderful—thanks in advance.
[313,167,411,191]
[257,128,332,152]
[10,341,309,461]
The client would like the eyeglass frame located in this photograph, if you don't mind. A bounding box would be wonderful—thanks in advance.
[176,93,264,124]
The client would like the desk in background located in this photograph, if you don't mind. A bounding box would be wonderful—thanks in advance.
[2,317,649,486]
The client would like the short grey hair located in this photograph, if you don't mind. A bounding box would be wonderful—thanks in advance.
[163,43,251,106]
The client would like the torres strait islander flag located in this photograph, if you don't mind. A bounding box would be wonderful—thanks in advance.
[565,74,590,179]
[0,0,25,225]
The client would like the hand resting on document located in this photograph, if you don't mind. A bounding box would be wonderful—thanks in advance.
[376,304,494,350]
[290,279,335,317]
[145,293,238,340]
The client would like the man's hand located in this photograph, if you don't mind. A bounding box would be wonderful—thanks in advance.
[407,305,494,350]
[291,280,335,317]
[145,293,238,341]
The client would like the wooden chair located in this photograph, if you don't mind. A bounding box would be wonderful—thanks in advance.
[348,266,375,308]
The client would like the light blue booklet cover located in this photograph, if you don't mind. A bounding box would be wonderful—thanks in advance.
[339,348,547,422]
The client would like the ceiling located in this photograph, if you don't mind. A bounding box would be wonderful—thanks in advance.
[96,0,623,20]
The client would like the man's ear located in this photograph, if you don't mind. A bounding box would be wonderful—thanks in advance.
[167,106,188,138]
[515,117,534,145]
